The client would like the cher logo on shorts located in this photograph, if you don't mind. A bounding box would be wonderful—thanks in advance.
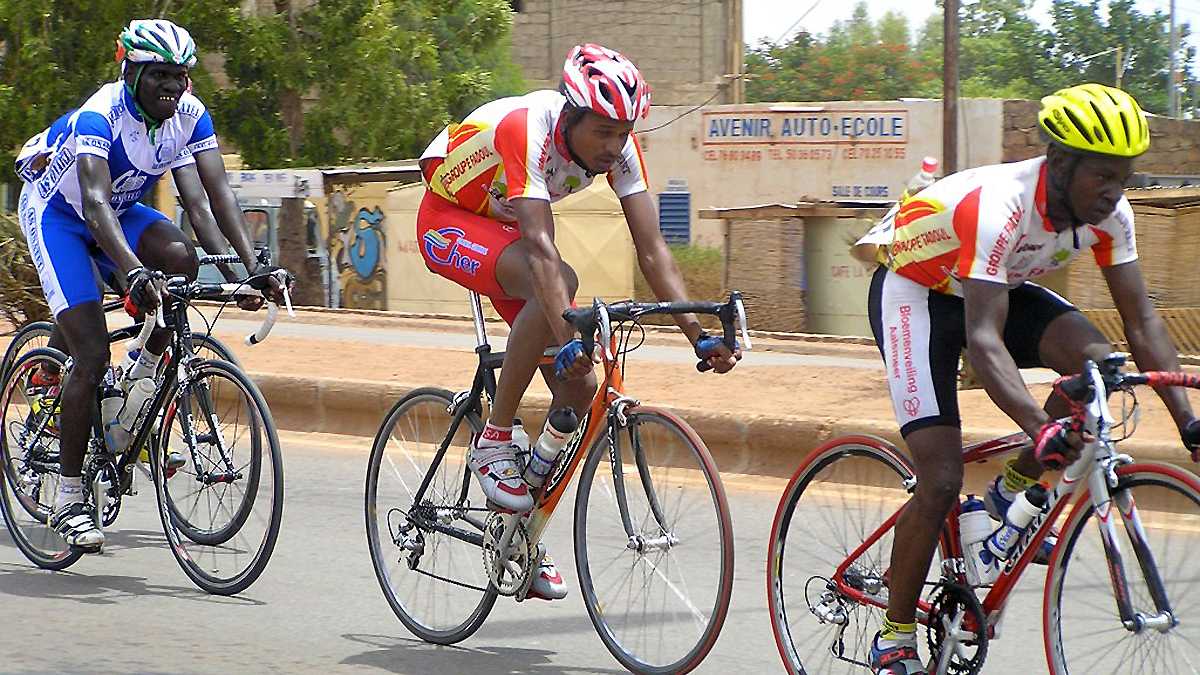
[423,227,490,276]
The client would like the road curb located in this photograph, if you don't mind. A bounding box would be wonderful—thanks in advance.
[249,372,1196,479]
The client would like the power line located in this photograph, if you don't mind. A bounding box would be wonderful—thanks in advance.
[774,0,825,44]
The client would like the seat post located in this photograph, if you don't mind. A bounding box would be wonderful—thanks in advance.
[469,291,488,349]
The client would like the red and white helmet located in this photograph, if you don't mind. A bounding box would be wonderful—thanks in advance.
[561,44,651,121]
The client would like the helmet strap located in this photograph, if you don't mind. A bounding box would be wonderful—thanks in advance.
[1046,147,1085,243]
[561,105,598,177]
[124,62,163,143]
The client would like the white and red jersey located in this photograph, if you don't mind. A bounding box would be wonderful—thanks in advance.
[882,156,1137,295]
[419,90,649,222]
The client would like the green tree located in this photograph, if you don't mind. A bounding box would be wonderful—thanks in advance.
[0,0,525,176]
[745,2,936,102]
[1049,0,1196,115]
[211,0,523,168]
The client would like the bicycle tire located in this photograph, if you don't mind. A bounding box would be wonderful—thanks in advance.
[0,347,82,570]
[152,359,283,595]
[574,405,734,674]
[1044,461,1200,674]
[767,435,922,674]
[0,321,54,386]
[365,387,497,645]
[157,356,262,546]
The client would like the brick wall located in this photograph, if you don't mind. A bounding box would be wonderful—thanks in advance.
[1002,99,1200,173]
[512,0,733,105]
[726,218,805,332]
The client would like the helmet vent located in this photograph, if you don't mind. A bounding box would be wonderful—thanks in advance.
[1062,107,1094,143]
[1089,100,1114,145]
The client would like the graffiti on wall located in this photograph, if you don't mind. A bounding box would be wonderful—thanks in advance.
[328,190,387,310]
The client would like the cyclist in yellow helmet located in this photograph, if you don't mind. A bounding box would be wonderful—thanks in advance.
[864,83,1199,674]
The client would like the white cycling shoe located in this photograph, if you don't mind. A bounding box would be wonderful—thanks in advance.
[51,501,105,552]
[468,441,534,513]
[527,555,568,601]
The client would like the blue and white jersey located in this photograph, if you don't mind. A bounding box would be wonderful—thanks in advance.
[15,81,217,218]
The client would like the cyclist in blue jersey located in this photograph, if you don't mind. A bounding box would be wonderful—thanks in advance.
[14,19,289,551]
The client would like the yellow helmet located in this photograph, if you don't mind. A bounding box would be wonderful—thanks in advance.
[1038,83,1149,157]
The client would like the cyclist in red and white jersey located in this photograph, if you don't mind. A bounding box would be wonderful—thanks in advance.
[416,44,740,601]
[865,84,1200,674]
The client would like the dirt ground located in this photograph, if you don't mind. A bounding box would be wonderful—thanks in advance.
[8,306,1198,455]
[198,309,1200,454]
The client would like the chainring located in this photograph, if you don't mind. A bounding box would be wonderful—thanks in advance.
[926,582,988,675]
[481,512,534,596]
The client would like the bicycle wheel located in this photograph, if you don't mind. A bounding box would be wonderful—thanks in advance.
[152,359,283,595]
[0,348,81,570]
[574,405,734,674]
[768,435,935,674]
[365,387,497,645]
[0,321,54,386]
[1045,462,1200,674]
[183,333,242,369]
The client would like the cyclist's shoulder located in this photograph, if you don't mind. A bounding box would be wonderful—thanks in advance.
[919,157,1042,215]
[174,91,209,122]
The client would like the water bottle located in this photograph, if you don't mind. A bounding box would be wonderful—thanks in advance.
[117,345,139,389]
[903,156,939,198]
[958,495,993,586]
[99,368,126,452]
[117,378,157,437]
[982,484,1048,563]
[523,408,579,490]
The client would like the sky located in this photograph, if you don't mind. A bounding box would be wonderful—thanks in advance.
[744,0,1200,52]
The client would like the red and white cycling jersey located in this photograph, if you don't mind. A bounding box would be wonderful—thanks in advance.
[883,156,1137,294]
[419,90,648,222]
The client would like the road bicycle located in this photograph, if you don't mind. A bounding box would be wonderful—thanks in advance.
[767,353,1200,674]
[365,290,750,674]
[0,259,290,595]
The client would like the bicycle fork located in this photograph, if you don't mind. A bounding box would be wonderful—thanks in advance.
[1088,457,1177,635]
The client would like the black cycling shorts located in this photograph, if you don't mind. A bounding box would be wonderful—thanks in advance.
[867,266,1077,437]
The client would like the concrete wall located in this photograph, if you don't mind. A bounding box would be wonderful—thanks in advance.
[636,99,1007,247]
[511,0,734,105]
[1001,99,1200,172]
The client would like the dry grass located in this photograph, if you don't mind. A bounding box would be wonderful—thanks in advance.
[0,211,50,330]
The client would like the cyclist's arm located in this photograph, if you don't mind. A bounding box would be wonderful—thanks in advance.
[512,197,576,347]
[963,278,1049,438]
[191,149,259,275]
[1104,260,1196,430]
[621,191,703,343]
[173,161,239,282]
[77,155,141,275]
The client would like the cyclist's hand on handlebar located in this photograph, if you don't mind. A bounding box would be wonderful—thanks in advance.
[1181,418,1200,462]
[694,333,741,374]
[1034,419,1092,470]
[554,338,598,381]
[124,266,162,315]
[248,264,294,306]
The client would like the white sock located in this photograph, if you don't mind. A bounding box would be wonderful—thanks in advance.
[476,422,512,450]
[128,349,162,381]
[56,475,83,511]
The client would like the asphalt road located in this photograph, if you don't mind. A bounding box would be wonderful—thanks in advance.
[0,432,1184,674]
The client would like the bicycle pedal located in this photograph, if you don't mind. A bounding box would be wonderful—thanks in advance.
[70,542,103,555]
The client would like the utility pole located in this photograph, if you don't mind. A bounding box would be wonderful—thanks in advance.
[1115,44,1123,88]
[1170,0,1179,116]
[944,0,960,173]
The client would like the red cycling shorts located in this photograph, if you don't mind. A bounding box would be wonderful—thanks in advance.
[416,188,526,325]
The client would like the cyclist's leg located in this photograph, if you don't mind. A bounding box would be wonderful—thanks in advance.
[1001,284,1110,482]
[19,193,109,546]
[96,204,198,357]
[868,267,966,670]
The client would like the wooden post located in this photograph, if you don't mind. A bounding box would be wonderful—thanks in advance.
[943,0,960,174]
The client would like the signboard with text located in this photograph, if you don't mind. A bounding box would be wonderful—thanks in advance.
[699,109,914,200]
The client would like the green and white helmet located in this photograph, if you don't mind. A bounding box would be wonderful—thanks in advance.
[115,19,196,68]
